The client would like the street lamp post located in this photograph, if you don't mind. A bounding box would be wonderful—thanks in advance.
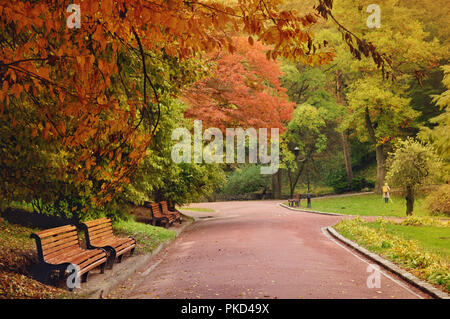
[307,169,311,208]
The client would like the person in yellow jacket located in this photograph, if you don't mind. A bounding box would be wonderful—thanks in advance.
[382,182,391,204]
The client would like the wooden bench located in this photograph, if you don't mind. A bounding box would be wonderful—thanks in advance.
[30,225,107,290]
[159,201,182,224]
[288,193,301,207]
[144,201,175,228]
[80,218,136,269]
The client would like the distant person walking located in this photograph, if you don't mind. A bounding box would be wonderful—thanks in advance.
[382,183,391,204]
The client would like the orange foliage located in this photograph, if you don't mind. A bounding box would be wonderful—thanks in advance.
[0,0,339,204]
[182,37,295,131]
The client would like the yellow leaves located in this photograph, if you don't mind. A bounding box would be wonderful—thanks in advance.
[97,95,108,105]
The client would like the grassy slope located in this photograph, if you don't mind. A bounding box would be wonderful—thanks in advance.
[0,219,70,299]
[0,211,177,298]
[334,218,450,292]
[113,219,176,254]
[300,193,436,217]
[365,223,450,262]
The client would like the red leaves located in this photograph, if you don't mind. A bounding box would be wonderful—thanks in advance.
[182,37,294,132]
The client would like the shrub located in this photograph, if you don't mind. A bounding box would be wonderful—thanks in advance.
[221,165,270,196]
[326,169,349,194]
[350,176,374,191]
[326,170,375,193]
[425,184,450,216]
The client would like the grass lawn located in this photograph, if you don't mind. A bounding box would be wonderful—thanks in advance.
[334,218,450,292]
[295,193,440,218]
[180,207,215,213]
[364,222,450,263]
[113,218,176,254]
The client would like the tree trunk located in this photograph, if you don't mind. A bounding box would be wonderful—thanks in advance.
[272,171,282,199]
[288,160,305,198]
[341,130,353,185]
[405,186,414,216]
[375,144,386,193]
[365,107,385,193]
[336,70,353,185]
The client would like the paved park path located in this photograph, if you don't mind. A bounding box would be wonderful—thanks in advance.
[110,200,430,299]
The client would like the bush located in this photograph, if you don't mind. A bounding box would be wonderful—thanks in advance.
[326,170,375,193]
[350,176,375,191]
[326,169,349,194]
[425,184,450,216]
[221,165,270,196]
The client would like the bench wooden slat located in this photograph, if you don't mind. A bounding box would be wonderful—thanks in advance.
[82,217,111,227]
[81,218,136,268]
[45,245,87,262]
[31,224,107,289]
[49,247,102,265]
[36,225,77,238]
[43,239,80,257]
[40,231,79,245]
[160,201,181,221]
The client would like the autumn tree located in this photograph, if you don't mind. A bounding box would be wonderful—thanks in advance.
[327,0,444,192]
[419,65,450,179]
[0,0,398,209]
[182,36,296,131]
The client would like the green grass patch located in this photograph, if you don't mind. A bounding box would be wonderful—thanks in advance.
[334,217,450,293]
[364,222,450,263]
[113,219,176,254]
[296,193,443,217]
[180,207,215,213]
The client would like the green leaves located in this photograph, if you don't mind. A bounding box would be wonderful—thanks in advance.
[386,138,442,188]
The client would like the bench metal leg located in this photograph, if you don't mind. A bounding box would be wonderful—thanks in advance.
[100,262,106,274]
[117,254,123,263]
[81,271,89,283]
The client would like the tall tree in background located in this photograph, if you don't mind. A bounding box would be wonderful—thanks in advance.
[182,37,295,131]
[419,65,450,179]
[329,0,444,192]
[182,37,296,199]
[0,0,340,207]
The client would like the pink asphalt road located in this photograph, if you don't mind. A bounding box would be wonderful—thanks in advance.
[110,200,430,299]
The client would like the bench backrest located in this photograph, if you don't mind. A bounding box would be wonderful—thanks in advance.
[159,201,170,214]
[31,225,80,263]
[295,193,301,200]
[82,218,114,244]
[144,201,165,219]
